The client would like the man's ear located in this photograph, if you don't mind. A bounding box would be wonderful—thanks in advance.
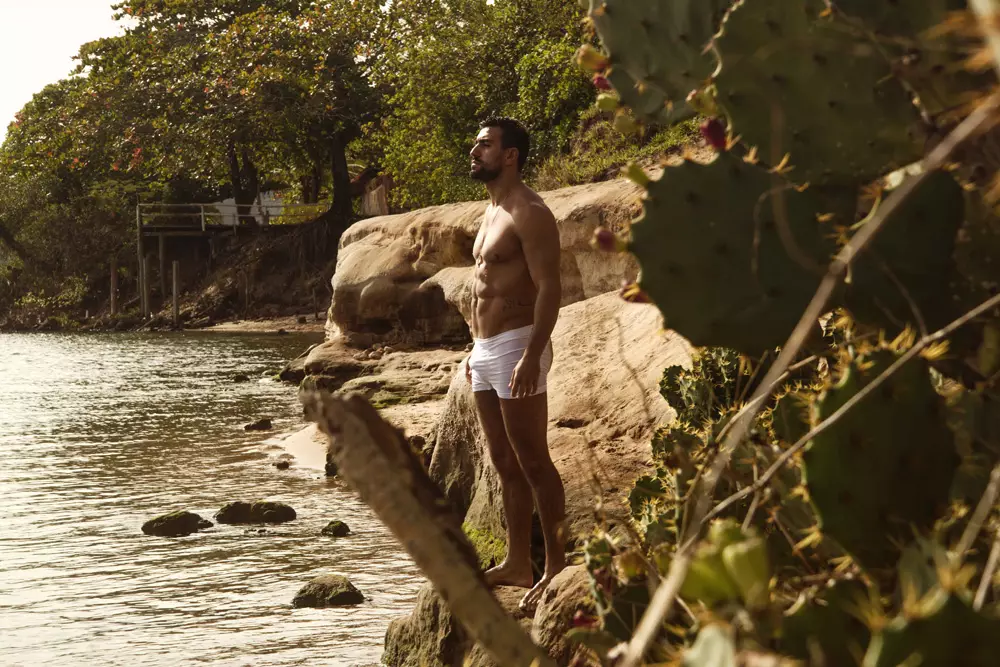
[505,147,518,167]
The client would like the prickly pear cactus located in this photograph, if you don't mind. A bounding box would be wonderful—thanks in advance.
[629,152,846,355]
[831,0,985,117]
[712,0,925,184]
[660,347,746,424]
[863,589,1000,667]
[844,170,965,335]
[585,0,733,125]
[802,346,959,572]
[781,580,871,664]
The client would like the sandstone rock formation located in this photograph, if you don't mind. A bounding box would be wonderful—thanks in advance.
[328,179,643,346]
[384,293,690,666]
[384,566,593,667]
[283,174,693,665]
[429,291,690,544]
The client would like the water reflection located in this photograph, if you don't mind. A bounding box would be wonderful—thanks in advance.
[0,332,424,666]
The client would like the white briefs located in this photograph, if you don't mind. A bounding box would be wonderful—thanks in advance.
[468,324,553,399]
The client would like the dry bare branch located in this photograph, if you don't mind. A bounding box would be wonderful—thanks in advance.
[301,390,556,667]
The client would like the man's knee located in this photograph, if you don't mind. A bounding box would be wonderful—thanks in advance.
[490,447,524,480]
[517,455,560,489]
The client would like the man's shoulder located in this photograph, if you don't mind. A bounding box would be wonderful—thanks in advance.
[511,189,555,227]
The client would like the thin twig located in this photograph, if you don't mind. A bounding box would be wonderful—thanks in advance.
[742,462,761,532]
[957,463,1000,556]
[705,292,1000,526]
[873,254,928,338]
[974,531,1000,610]
[616,98,1000,667]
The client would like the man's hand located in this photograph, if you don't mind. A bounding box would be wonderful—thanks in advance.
[465,357,472,385]
[509,352,541,399]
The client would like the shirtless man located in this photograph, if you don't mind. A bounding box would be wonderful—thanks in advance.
[464,116,566,613]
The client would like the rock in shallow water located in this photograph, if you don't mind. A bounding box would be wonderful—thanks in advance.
[215,500,296,524]
[141,511,213,537]
[292,574,364,607]
[244,418,273,431]
[321,520,351,537]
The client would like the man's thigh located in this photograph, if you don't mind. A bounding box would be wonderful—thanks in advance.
[499,393,549,459]
[474,390,515,460]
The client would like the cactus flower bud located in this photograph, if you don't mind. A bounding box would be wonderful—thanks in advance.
[614,549,647,581]
[592,227,627,253]
[707,518,745,550]
[721,536,771,609]
[619,282,651,304]
[595,92,619,112]
[622,163,649,187]
[592,74,612,91]
[575,44,609,72]
[679,544,741,606]
[613,110,638,135]
[700,117,727,150]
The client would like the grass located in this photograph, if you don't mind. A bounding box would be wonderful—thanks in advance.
[530,109,702,192]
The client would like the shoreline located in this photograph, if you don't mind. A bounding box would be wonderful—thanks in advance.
[194,315,327,334]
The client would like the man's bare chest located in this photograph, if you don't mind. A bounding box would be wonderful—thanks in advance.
[474,218,521,264]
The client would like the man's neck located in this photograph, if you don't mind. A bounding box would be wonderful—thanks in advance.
[485,171,521,207]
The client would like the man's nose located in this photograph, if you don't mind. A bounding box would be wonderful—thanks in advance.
[470,145,480,158]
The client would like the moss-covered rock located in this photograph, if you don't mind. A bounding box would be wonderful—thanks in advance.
[215,500,296,524]
[141,510,213,537]
[321,520,351,537]
[462,522,506,570]
[292,574,364,607]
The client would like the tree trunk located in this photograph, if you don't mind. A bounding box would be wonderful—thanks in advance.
[227,143,259,227]
[330,132,352,219]
[312,159,322,204]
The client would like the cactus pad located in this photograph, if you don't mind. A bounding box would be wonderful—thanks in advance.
[630,152,845,355]
[802,348,958,572]
[713,0,925,184]
[863,589,1000,667]
[587,0,732,125]
[843,170,965,334]
[660,347,746,424]
[781,580,871,664]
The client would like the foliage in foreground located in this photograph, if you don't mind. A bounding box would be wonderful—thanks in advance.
[572,0,1000,665]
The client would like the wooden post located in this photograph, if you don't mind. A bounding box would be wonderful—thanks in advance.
[172,260,180,328]
[158,234,166,300]
[110,258,119,316]
[143,254,153,318]
[136,204,143,315]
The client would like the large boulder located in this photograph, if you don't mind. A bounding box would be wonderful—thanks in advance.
[383,295,690,666]
[383,583,530,667]
[141,510,213,537]
[530,566,593,664]
[429,291,691,550]
[329,179,642,346]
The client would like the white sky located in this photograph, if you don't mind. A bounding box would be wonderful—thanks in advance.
[0,0,130,143]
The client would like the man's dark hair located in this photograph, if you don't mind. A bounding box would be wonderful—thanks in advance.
[479,116,530,172]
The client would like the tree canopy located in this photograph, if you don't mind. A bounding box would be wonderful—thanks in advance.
[0,0,601,319]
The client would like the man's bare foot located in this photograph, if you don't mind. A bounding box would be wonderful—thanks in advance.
[517,568,562,615]
[484,561,533,588]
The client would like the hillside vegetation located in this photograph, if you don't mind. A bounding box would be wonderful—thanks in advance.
[0,0,695,328]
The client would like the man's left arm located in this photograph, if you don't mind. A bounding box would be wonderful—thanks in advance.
[509,204,561,398]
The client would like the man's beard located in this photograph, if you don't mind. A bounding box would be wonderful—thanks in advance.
[470,161,501,182]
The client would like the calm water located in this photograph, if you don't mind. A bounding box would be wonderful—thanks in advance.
[0,332,424,667]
